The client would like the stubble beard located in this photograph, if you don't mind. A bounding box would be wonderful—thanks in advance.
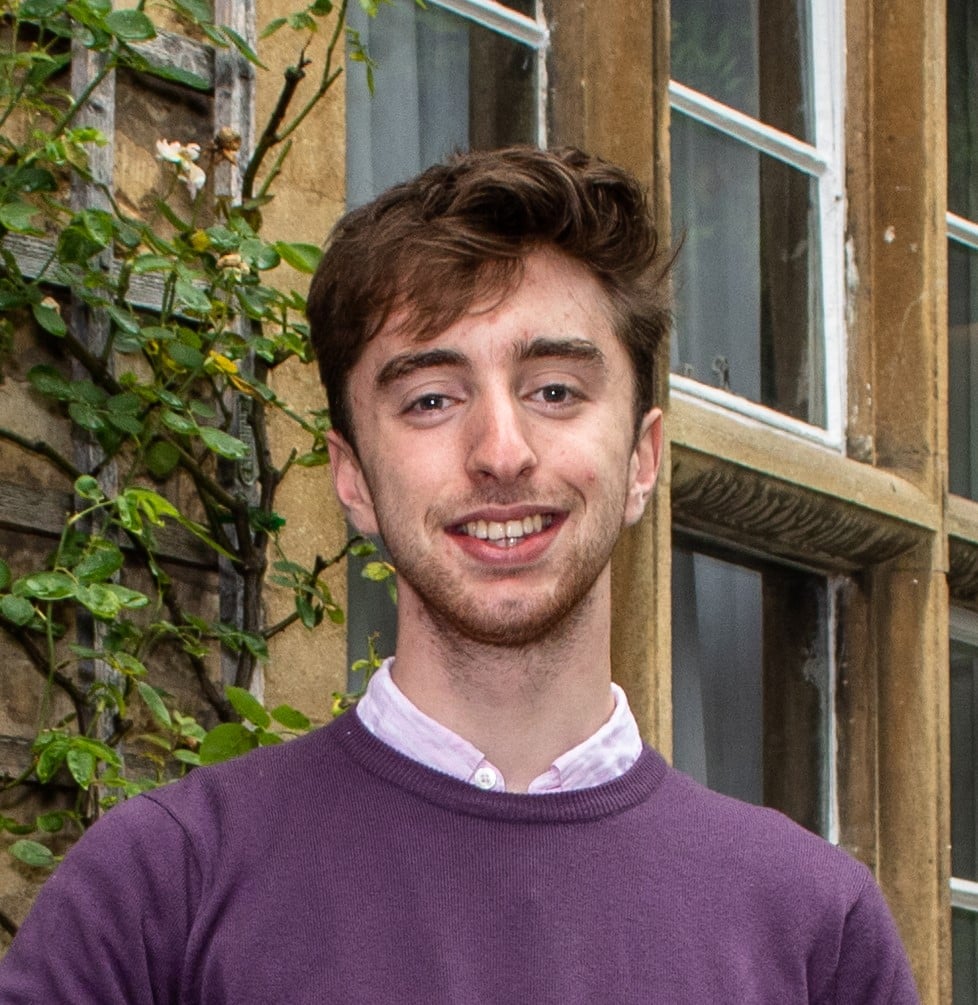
[377,490,627,652]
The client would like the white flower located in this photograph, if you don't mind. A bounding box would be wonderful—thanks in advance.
[156,138,206,198]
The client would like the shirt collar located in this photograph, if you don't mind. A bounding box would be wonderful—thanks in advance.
[355,658,643,793]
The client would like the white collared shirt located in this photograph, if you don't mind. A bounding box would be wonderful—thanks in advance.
[355,658,643,793]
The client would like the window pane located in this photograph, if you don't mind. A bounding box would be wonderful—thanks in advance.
[671,112,826,426]
[671,0,813,143]
[671,546,831,835]
[948,0,978,220]
[498,0,535,14]
[954,908,978,1004]
[952,638,978,882]
[346,0,538,209]
[949,240,978,499]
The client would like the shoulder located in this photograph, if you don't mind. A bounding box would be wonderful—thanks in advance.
[646,763,918,1001]
[654,763,867,897]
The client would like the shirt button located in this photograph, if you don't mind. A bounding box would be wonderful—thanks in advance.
[473,766,498,790]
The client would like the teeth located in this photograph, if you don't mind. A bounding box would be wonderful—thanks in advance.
[462,513,549,543]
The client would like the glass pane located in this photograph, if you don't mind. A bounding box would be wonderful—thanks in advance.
[671,0,813,143]
[671,546,831,834]
[949,240,978,499]
[671,111,825,426]
[954,908,978,1004]
[952,638,978,882]
[498,0,536,14]
[346,0,538,209]
[948,0,978,220]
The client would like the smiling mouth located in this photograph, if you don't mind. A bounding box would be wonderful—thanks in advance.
[458,514,554,548]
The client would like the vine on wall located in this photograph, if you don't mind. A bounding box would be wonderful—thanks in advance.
[0,0,392,928]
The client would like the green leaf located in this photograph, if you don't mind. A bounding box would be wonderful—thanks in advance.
[75,583,122,619]
[361,561,394,582]
[0,560,10,592]
[270,704,311,731]
[20,571,76,600]
[74,474,104,500]
[226,686,270,729]
[79,208,114,247]
[142,60,210,91]
[9,167,57,194]
[106,306,140,335]
[0,816,35,836]
[31,301,67,336]
[260,16,287,37]
[166,341,204,370]
[161,409,197,435]
[68,400,104,432]
[105,8,156,40]
[10,839,57,870]
[0,200,42,234]
[27,365,72,400]
[174,278,212,315]
[198,722,258,765]
[173,748,201,766]
[35,739,68,782]
[66,748,96,788]
[145,440,181,478]
[273,241,322,273]
[240,239,280,271]
[104,584,149,609]
[0,595,34,626]
[198,426,249,460]
[36,812,66,833]
[295,593,319,629]
[220,24,265,67]
[20,0,68,18]
[171,0,212,22]
[74,541,125,583]
[136,681,172,729]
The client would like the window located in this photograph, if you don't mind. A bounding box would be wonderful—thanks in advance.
[951,609,978,1002]
[672,543,835,838]
[344,0,549,666]
[669,0,845,446]
[346,0,547,208]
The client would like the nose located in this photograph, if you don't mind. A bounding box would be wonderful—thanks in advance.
[464,393,537,483]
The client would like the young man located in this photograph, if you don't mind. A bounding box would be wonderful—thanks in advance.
[0,147,918,1002]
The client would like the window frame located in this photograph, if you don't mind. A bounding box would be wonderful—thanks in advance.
[667,0,847,450]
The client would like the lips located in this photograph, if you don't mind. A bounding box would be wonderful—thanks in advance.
[452,512,556,550]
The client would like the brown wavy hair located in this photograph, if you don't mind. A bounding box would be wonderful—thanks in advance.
[307,145,673,447]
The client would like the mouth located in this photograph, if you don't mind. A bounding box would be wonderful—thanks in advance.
[455,513,555,549]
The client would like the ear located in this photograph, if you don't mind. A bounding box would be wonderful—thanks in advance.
[623,407,663,527]
[327,430,380,536]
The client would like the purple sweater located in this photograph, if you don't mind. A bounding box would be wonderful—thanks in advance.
[1,711,918,1003]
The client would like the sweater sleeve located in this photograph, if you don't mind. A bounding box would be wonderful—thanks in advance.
[0,793,199,1005]
[820,872,921,1005]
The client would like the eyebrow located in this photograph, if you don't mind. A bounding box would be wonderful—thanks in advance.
[375,348,469,388]
[514,337,607,370]
[374,337,607,389]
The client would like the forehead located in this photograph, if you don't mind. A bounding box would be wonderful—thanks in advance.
[361,249,621,373]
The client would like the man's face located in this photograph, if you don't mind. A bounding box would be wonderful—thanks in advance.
[328,249,662,648]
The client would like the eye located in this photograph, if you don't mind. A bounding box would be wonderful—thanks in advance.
[406,392,452,414]
[532,383,581,406]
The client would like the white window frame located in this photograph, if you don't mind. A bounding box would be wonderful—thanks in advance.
[427,0,549,147]
[668,0,847,451]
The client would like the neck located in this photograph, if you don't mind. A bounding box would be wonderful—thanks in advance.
[389,572,615,792]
